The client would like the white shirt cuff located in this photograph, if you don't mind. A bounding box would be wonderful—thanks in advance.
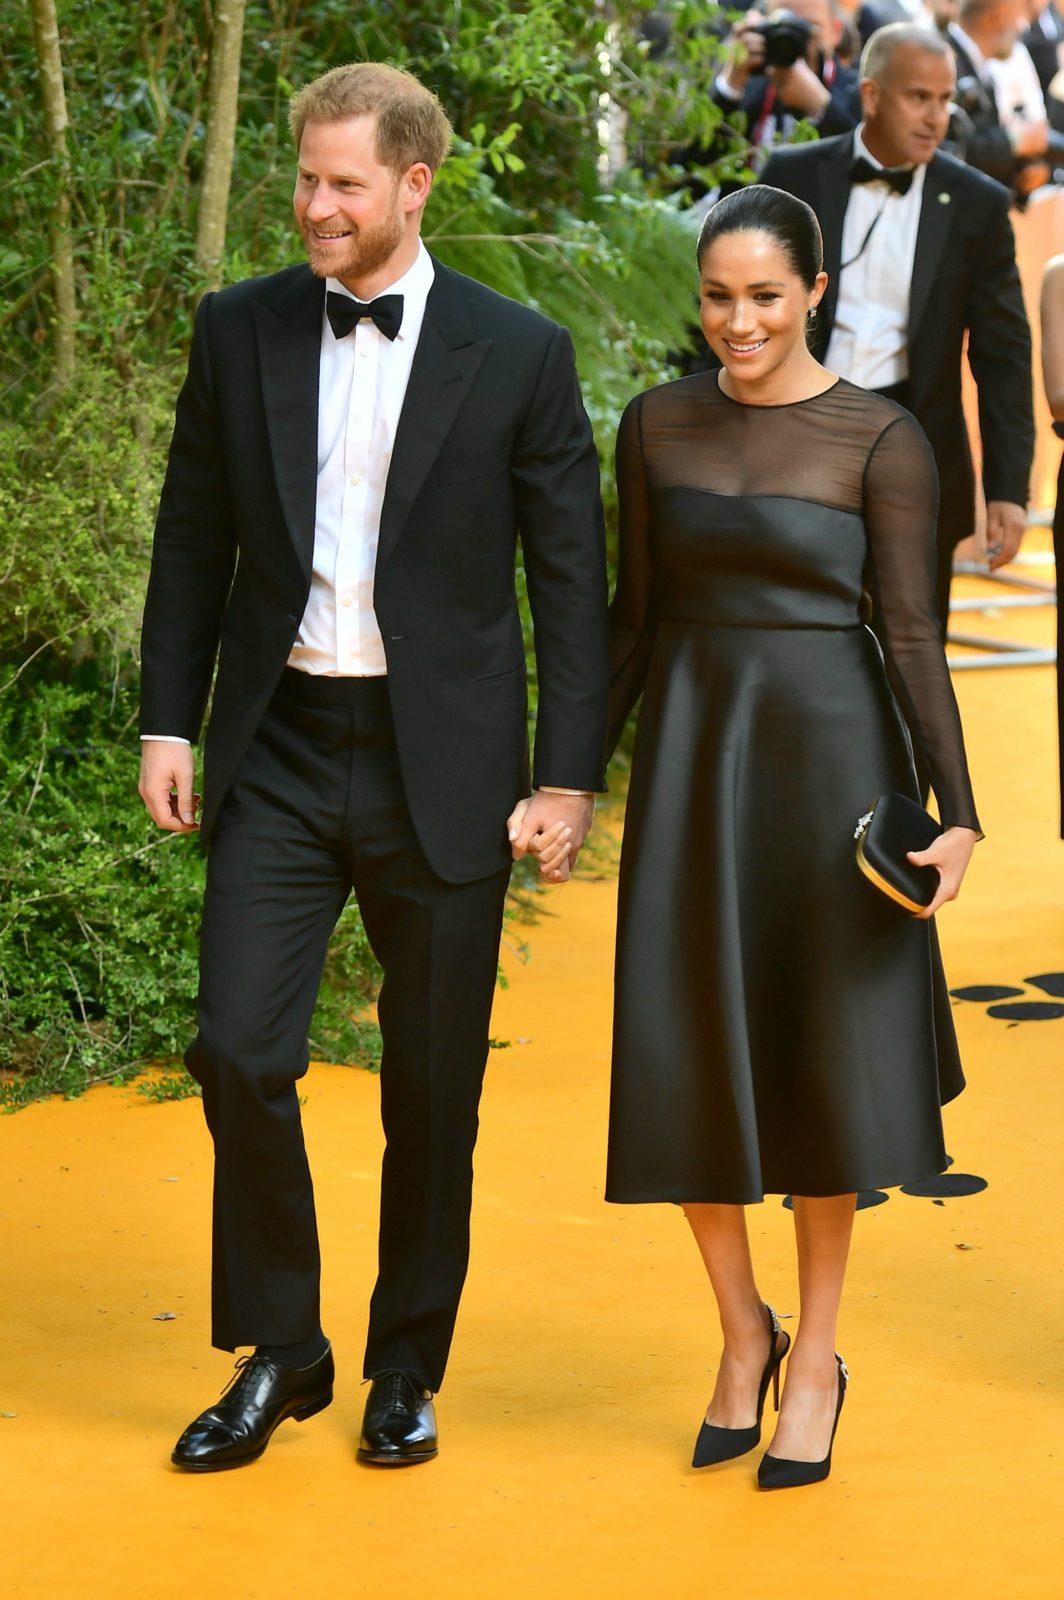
[714,72,742,103]
[140,735,192,745]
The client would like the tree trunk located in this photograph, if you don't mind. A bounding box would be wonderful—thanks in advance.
[195,0,247,286]
[28,0,76,389]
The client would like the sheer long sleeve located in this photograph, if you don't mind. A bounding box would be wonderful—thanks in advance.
[863,415,981,832]
[607,395,656,756]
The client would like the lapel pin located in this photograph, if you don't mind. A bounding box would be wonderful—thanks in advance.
[939,192,951,205]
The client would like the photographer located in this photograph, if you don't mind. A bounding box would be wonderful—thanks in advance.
[713,0,860,160]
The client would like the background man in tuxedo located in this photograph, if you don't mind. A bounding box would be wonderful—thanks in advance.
[762,22,1034,628]
[138,62,608,1472]
[944,0,1054,195]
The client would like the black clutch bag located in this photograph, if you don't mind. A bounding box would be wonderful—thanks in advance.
[853,793,943,912]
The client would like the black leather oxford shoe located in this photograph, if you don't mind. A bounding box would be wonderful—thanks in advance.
[171,1344,334,1471]
[357,1370,438,1466]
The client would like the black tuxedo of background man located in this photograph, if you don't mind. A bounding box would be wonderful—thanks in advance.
[762,134,1034,626]
[140,257,609,1392]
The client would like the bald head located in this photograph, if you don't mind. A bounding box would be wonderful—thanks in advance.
[859,26,957,168]
[860,22,953,84]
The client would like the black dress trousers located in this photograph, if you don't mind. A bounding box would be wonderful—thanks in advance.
[186,668,511,1392]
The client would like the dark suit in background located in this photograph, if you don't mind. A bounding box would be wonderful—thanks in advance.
[762,135,1034,627]
[140,258,608,1391]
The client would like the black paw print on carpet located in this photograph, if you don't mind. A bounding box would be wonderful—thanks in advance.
[950,971,1064,1023]
[782,1169,987,1212]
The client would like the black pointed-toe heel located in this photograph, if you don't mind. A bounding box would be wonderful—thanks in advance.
[757,1352,848,1490]
[692,1304,791,1468]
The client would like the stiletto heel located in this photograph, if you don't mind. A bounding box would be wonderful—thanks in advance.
[757,1352,848,1490]
[692,1304,791,1468]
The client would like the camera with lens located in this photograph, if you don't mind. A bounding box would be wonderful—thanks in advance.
[748,11,814,71]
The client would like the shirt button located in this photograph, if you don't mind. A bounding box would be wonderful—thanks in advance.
[350,474,361,486]
[341,597,353,608]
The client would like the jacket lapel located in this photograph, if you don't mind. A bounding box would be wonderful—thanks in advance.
[376,260,493,568]
[817,136,855,336]
[253,267,324,586]
[910,155,955,342]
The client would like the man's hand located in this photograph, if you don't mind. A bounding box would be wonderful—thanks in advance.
[507,791,595,884]
[770,58,831,118]
[1013,118,1050,159]
[1015,158,1052,196]
[139,740,200,833]
[723,13,767,94]
[984,501,1027,570]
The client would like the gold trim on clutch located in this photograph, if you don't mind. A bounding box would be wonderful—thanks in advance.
[855,837,924,914]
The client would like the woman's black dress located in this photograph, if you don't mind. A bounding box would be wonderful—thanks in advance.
[605,376,981,1204]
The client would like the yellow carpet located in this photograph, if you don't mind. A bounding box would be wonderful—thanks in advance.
[2,538,1063,1599]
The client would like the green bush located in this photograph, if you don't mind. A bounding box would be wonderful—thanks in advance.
[0,1,740,1106]
[0,665,392,1107]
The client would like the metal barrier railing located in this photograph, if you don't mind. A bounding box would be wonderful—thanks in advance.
[946,550,1057,672]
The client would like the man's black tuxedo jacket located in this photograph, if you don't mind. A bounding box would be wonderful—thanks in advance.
[761,137,1034,545]
[140,258,609,883]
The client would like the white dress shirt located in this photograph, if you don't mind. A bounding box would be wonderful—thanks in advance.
[824,126,926,393]
[986,42,1050,140]
[291,241,434,677]
[143,242,435,741]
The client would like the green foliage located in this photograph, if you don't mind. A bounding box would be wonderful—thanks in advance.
[0,666,394,1108]
[0,1,748,1106]
[0,360,173,657]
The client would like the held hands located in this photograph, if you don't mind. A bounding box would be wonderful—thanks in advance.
[507,791,595,884]
[984,502,1026,570]
[907,826,979,919]
[138,740,200,834]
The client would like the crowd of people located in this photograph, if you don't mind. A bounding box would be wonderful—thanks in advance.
[135,34,1059,1501]
[659,0,1064,206]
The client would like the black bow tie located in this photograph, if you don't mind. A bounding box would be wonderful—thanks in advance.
[850,156,914,197]
[326,290,404,342]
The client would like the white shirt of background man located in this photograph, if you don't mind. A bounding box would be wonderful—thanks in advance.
[986,42,1052,141]
[825,125,926,393]
[142,241,435,744]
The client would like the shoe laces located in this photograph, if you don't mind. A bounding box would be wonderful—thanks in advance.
[374,1370,422,1413]
[219,1351,275,1399]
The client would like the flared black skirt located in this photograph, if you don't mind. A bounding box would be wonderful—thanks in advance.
[606,621,963,1205]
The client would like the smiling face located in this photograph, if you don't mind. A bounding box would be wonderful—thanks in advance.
[861,43,956,168]
[293,115,430,294]
[699,229,825,389]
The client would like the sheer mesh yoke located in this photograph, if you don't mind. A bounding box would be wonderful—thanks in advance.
[609,374,980,831]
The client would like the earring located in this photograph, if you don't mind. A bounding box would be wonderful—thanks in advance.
[807,306,818,322]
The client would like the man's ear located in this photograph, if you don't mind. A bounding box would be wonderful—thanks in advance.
[859,77,879,121]
[402,161,433,217]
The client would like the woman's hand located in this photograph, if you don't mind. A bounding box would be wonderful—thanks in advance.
[908,826,980,919]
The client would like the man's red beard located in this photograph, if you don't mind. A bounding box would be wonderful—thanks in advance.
[298,206,405,285]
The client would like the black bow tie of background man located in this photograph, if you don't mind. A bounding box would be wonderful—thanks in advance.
[850,156,915,197]
[326,290,404,342]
